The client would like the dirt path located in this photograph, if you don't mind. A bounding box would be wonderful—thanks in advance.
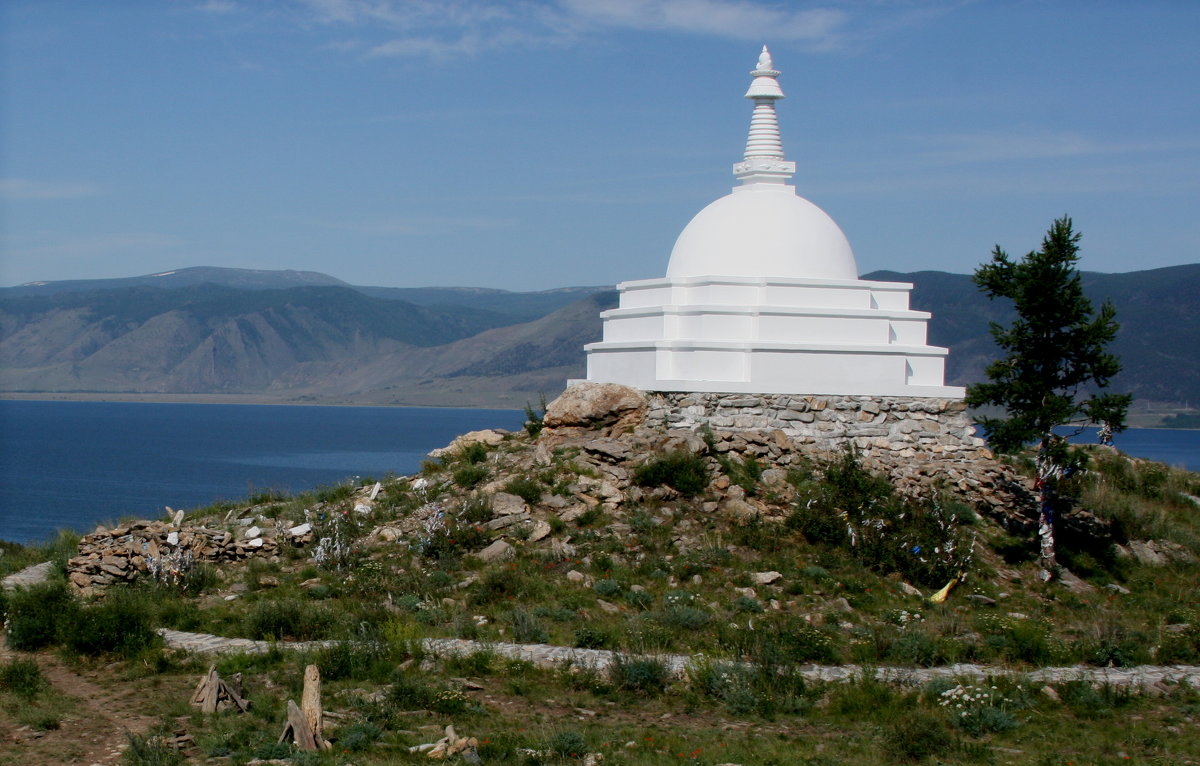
[0,646,179,766]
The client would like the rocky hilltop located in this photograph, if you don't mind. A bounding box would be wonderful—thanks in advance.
[67,382,1082,596]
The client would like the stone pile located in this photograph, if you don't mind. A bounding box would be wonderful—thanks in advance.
[538,382,1042,532]
[67,516,314,594]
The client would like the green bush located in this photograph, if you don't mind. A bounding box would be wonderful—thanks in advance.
[459,495,494,524]
[388,671,434,710]
[508,609,549,643]
[633,451,710,497]
[458,441,489,465]
[0,658,47,699]
[5,580,76,651]
[882,709,955,762]
[66,587,159,657]
[546,730,587,759]
[420,522,490,561]
[787,451,975,588]
[453,463,489,489]
[593,578,622,597]
[609,654,670,694]
[718,454,764,495]
[244,598,335,641]
[574,626,614,649]
[524,395,547,438]
[120,732,185,766]
[315,640,393,682]
[504,476,544,505]
[337,721,383,751]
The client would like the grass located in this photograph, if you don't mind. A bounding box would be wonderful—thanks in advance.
[1,434,1199,764]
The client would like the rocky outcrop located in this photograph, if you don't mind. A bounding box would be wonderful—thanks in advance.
[542,382,648,435]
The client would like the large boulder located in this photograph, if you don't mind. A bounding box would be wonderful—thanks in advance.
[542,382,647,434]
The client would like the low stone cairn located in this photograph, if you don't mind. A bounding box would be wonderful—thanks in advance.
[67,512,315,595]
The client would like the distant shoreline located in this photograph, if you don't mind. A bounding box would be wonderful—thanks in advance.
[2,392,1195,430]
[0,392,521,410]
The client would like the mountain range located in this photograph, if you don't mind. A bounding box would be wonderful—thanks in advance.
[1,264,1196,409]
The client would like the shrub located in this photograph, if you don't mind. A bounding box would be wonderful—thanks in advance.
[453,463,489,489]
[388,673,435,710]
[66,587,159,657]
[244,598,335,641]
[546,730,587,759]
[718,454,763,495]
[656,605,710,631]
[609,654,670,694]
[0,658,47,699]
[430,688,472,714]
[788,451,975,588]
[120,732,185,766]
[338,721,383,751]
[5,580,76,651]
[574,626,614,649]
[315,640,393,683]
[458,441,489,465]
[593,578,622,597]
[882,709,955,762]
[633,451,710,497]
[420,522,490,561]
[524,395,547,438]
[508,609,550,643]
[459,495,494,524]
[504,476,544,505]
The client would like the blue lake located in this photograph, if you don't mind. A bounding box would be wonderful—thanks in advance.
[0,400,1196,546]
[0,401,523,545]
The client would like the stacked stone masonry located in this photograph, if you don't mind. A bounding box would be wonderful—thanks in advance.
[645,392,988,461]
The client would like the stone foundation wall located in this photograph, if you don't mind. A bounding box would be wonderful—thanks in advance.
[643,392,990,462]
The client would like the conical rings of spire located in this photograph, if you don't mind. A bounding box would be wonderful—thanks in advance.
[733,45,795,184]
[744,101,785,160]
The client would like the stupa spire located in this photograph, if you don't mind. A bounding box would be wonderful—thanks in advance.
[733,45,796,185]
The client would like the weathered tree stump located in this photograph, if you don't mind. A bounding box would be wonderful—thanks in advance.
[278,664,330,751]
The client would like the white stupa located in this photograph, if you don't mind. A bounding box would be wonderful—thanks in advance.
[585,47,963,398]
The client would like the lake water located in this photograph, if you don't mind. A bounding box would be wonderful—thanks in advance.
[0,401,524,545]
[0,401,1196,546]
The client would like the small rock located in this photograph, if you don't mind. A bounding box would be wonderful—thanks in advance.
[566,570,587,583]
[596,599,620,614]
[244,526,261,540]
[752,571,782,585]
[528,519,552,542]
[966,594,997,606]
[830,597,853,613]
[1105,582,1131,595]
[491,492,528,516]
[898,582,923,597]
[476,540,514,563]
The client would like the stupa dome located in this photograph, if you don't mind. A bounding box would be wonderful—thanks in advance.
[664,46,858,281]
[584,46,962,399]
[666,184,858,280]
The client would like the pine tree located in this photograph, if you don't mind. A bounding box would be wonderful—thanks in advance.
[966,216,1131,580]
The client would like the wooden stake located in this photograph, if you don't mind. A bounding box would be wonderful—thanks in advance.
[278,665,329,751]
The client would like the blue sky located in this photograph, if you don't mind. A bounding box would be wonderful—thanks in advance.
[2,0,1197,290]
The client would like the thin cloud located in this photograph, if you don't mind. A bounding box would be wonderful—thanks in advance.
[288,0,858,57]
[905,131,1200,166]
[559,0,847,43]
[195,0,239,13]
[0,178,98,201]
